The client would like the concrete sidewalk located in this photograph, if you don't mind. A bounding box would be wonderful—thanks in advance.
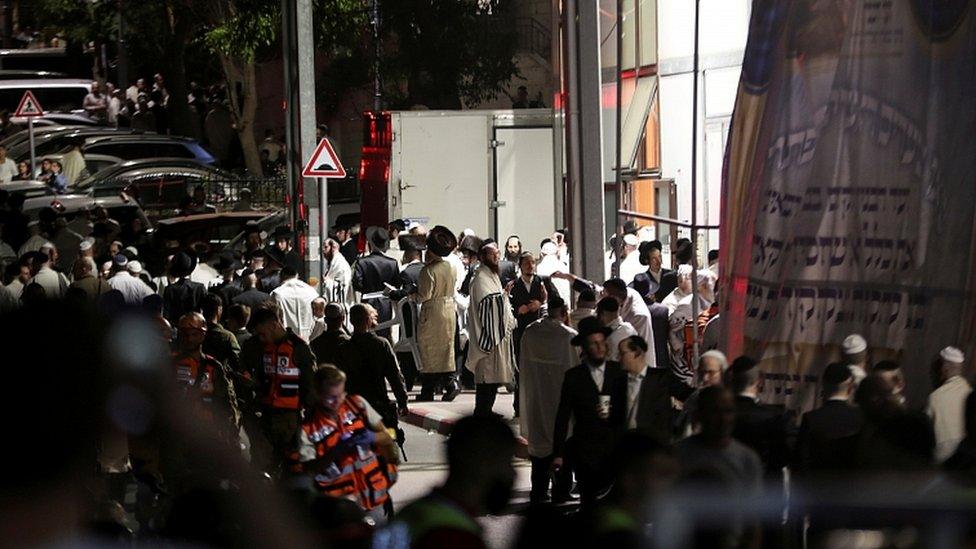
[400,389,531,458]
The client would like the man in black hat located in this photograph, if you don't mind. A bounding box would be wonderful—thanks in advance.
[163,251,206,325]
[269,225,303,274]
[629,240,674,305]
[388,233,425,301]
[552,316,624,506]
[210,253,243,306]
[334,221,359,265]
[352,226,401,339]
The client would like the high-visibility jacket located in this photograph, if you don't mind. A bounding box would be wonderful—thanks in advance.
[300,395,395,509]
[259,335,302,410]
[172,351,240,436]
[174,352,221,411]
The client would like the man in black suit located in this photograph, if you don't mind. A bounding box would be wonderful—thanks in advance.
[658,238,692,302]
[388,234,425,301]
[162,251,206,325]
[794,362,863,475]
[268,225,303,274]
[611,335,672,445]
[387,234,425,390]
[552,317,624,506]
[508,252,547,358]
[629,240,674,305]
[352,226,401,339]
[730,356,796,473]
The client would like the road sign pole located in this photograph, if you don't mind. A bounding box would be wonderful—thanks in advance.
[319,176,327,297]
[27,117,35,175]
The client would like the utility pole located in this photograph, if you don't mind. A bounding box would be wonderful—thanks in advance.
[371,0,382,112]
[567,0,606,283]
[117,0,127,91]
[282,0,319,281]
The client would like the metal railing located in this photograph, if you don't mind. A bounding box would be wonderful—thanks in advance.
[89,174,361,218]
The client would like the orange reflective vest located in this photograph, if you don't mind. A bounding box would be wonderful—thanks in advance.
[300,395,395,510]
[260,337,301,410]
[173,352,220,419]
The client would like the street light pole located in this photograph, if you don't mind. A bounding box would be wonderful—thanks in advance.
[117,0,127,91]
[371,0,382,112]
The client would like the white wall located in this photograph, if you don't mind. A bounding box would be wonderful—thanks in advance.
[656,0,749,255]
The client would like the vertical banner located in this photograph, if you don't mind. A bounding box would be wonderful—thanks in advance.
[721,1,976,409]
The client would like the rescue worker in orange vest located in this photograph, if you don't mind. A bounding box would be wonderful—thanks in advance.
[161,313,241,493]
[172,312,240,442]
[244,305,317,474]
[298,365,399,520]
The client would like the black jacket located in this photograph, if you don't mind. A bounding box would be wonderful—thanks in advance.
[610,367,673,445]
[389,261,423,301]
[553,361,624,466]
[794,399,863,475]
[353,252,401,326]
[510,275,547,335]
[630,268,674,305]
[337,332,409,421]
[656,268,679,303]
[499,260,518,288]
[232,288,273,310]
[733,395,796,472]
[163,277,206,325]
[340,238,359,265]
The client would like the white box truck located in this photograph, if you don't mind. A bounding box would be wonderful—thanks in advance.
[369,109,561,251]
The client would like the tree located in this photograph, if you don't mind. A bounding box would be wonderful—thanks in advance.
[199,0,280,177]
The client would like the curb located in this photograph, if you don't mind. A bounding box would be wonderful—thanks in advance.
[403,406,530,459]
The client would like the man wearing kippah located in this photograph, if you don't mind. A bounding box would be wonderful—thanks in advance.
[928,346,972,462]
[841,333,869,386]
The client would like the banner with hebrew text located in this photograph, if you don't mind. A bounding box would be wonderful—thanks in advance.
[720,0,976,409]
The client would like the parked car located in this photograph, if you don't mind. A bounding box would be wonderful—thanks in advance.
[0,78,91,114]
[10,112,103,127]
[22,193,151,235]
[78,135,215,166]
[74,159,234,213]
[154,210,275,251]
[8,126,150,162]
[0,70,68,80]
[0,180,55,200]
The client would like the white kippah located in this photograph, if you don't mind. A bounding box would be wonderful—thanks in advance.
[541,242,558,255]
[842,334,867,355]
[940,346,965,364]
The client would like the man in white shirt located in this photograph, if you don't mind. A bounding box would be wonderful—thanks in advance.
[928,346,973,462]
[596,296,636,362]
[602,278,657,369]
[308,297,327,342]
[27,249,68,299]
[0,145,17,183]
[322,238,354,308]
[107,254,153,305]
[617,234,642,285]
[271,265,319,341]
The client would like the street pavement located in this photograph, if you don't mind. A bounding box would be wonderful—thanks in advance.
[392,389,533,549]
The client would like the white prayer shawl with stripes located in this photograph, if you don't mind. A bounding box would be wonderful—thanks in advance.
[464,266,516,384]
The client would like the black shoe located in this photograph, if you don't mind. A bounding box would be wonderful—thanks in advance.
[441,382,461,402]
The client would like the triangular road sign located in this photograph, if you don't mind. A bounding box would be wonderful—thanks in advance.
[302,138,346,178]
[14,90,43,117]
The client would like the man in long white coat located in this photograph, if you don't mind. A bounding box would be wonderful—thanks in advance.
[416,226,460,401]
[322,238,354,309]
[519,296,577,503]
[465,241,516,417]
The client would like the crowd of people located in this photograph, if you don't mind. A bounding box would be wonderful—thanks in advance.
[2,199,976,547]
